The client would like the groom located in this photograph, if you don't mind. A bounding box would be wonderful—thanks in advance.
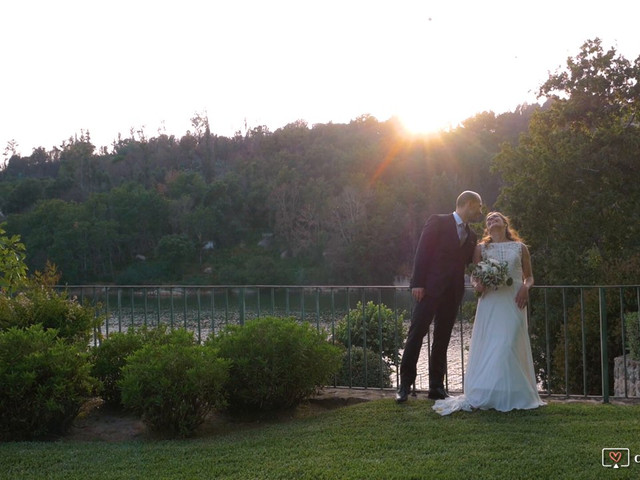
[396,191,483,402]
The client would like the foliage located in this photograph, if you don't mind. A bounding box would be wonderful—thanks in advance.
[335,346,393,388]
[493,38,640,285]
[114,259,171,284]
[119,328,229,438]
[0,325,95,441]
[625,312,640,362]
[0,266,102,344]
[212,246,294,284]
[0,222,27,293]
[334,301,406,364]
[155,234,195,276]
[1,107,536,284]
[90,330,145,406]
[91,325,192,406]
[209,316,342,412]
[545,288,623,395]
[461,299,477,322]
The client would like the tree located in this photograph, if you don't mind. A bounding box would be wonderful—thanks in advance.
[493,38,640,285]
[155,234,196,276]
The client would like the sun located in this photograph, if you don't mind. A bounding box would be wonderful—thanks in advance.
[396,110,454,137]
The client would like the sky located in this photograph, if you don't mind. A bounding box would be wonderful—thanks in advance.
[1,0,638,156]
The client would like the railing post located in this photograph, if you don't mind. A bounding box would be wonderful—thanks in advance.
[315,288,321,332]
[377,289,383,389]
[562,288,569,397]
[580,289,587,397]
[117,288,123,333]
[196,288,202,343]
[599,287,610,403]
[169,287,174,329]
[544,288,551,395]
[239,287,246,325]
[361,291,367,389]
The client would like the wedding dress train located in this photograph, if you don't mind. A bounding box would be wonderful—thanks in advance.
[433,241,545,415]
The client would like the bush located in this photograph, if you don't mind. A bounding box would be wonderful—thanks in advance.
[625,312,640,361]
[0,222,27,294]
[91,330,145,406]
[0,325,95,441]
[0,274,101,345]
[91,325,193,407]
[336,346,393,388]
[210,316,342,412]
[119,329,229,438]
[334,301,406,364]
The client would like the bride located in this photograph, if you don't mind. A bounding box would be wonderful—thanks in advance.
[433,211,545,415]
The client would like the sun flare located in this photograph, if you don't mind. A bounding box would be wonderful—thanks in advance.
[396,111,454,137]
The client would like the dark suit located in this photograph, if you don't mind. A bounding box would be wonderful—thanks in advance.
[400,213,477,390]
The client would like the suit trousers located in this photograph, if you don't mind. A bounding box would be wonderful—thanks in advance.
[400,285,461,390]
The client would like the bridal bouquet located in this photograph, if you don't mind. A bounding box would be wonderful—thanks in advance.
[468,257,513,291]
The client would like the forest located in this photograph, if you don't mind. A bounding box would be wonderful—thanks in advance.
[1,39,639,288]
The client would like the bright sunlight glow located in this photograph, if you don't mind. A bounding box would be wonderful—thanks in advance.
[0,0,638,153]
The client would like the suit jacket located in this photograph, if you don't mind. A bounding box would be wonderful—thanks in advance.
[409,213,477,299]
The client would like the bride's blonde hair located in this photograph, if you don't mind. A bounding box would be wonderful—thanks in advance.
[480,211,525,244]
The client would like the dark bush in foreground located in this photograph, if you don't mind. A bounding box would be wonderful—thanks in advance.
[91,330,145,406]
[210,316,342,412]
[0,325,94,441]
[336,346,393,388]
[90,325,185,407]
[119,329,229,438]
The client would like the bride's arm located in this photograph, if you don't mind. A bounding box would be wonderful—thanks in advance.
[516,243,534,308]
[472,244,482,264]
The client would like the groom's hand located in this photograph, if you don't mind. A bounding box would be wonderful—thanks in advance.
[412,288,425,302]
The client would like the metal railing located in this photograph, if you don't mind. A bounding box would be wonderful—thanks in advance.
[59,284,640,403]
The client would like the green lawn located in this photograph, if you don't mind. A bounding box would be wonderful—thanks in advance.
[1,399,639,479]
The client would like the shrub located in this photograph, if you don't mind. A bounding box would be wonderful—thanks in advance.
[119,329,229,438]
[461,299,477,322]
[336,346,393,388]
[334,301,407,364]
[0,267,101,345]
[91,330,145,406]
[91,325,193,407]
[625,312,640,361]
[0,325,95,441]
[0,222,27,294]
[210,316,342,412]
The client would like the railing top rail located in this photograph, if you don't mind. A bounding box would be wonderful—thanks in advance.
[54,284,640,289]
[55,284,414,290]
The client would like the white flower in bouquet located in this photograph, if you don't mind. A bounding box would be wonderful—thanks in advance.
[468,257,513,291]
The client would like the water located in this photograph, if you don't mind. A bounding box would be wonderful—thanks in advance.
[391,322,471,393]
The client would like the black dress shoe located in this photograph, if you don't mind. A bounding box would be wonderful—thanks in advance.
[395,384,409,403]
[427,387,449,400]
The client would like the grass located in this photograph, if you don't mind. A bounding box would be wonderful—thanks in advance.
[1,399,640,479]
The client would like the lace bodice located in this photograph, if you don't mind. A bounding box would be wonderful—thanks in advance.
[481,241,523,285]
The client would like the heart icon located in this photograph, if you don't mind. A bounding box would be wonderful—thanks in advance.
[609,451,622,463]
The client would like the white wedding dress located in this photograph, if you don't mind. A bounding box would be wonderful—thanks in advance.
[433,241,545,415]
